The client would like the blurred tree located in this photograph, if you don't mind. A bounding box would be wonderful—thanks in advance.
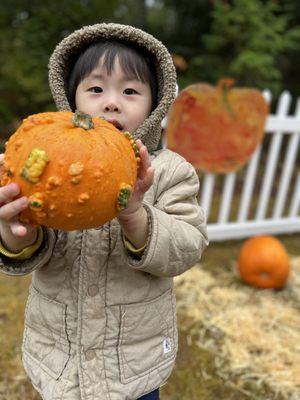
[1,0,300,138]
[118,0,148,30]
[0,0,121,130]
[147,0,211,56]
[187,0,300,95]
[280,0,300,98]
[144,1,214,89]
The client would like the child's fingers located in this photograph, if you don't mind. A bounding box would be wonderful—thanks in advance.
[0,183,20,205]
[136,139,150,165]
[142,146,151,169]
[137,143,151,179]
[138,166,155,193]
[135,139,143,148]
[133,139,153,190]
[146,166,155,186]
[0,196,28,222]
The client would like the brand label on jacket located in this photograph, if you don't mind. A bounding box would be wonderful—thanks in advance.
[163,337,172,354]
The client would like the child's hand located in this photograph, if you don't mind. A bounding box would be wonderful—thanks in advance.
[0,154,34,237]
[118,139,154,218]
[0,183,30,237]
[117,140,154,249]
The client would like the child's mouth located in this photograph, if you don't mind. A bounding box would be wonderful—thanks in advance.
[104,118,123,131]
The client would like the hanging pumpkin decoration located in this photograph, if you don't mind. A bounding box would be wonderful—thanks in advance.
[166,78,269,173]
[1,111,140,230]
[237,236,290,289]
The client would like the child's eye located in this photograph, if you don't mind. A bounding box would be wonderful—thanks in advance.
[124,88,138,95]
[89,86,103,93]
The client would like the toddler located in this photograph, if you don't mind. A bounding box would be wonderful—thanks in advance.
[0,23,208,400]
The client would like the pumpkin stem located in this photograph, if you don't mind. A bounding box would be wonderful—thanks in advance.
[21,148,49,184]
[116,183,133,211]
[218,78,235,119]
[217,78,235,91]
[72,110,94,130]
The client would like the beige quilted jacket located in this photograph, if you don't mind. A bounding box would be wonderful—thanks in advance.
[0,24,208,400]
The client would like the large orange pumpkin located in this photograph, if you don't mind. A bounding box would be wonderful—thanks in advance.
[166,78,269,173]
[237,236,290,289]
[1,111,139,230]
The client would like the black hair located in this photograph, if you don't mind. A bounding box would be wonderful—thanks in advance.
[66,40,158,112]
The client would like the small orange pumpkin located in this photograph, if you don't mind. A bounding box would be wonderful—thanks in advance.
[1,111,139,230]
[166,78,269,173]
[237,236,290,289]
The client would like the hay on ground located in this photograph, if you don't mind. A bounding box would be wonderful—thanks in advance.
[174,257,300,400]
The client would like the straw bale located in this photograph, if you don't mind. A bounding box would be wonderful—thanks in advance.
[174,257,300,399]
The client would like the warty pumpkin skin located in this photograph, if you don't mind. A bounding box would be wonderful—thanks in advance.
[237,236,290,289]
[1,111,140,230]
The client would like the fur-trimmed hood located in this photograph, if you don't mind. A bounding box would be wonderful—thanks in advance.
[48,23,177,153]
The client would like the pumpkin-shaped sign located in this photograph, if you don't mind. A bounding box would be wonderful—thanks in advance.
[1,111,139,230]
[166,79,269,173]
[237,236,290,289]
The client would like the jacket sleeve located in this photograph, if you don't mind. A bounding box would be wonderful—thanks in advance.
[124,157,209,277]
[0,227,57,276]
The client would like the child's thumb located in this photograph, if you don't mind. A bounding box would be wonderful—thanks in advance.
[9,220,28,237]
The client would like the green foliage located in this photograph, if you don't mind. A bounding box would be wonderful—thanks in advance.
[0,0,122,127]
[187,0,300,94]
[0,0,300,137]
[147,0,211,55]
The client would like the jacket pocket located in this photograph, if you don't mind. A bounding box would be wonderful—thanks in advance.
[22,286,70,380]
[117,289,177,384]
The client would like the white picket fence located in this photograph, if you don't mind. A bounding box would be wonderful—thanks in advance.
[164,89,300,241]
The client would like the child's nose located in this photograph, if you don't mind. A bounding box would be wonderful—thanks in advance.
[104,102,120,113]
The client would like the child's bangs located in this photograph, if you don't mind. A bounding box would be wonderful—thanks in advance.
[102,46,151,84]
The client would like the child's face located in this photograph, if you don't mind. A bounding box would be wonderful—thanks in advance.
[75,56,152,133]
